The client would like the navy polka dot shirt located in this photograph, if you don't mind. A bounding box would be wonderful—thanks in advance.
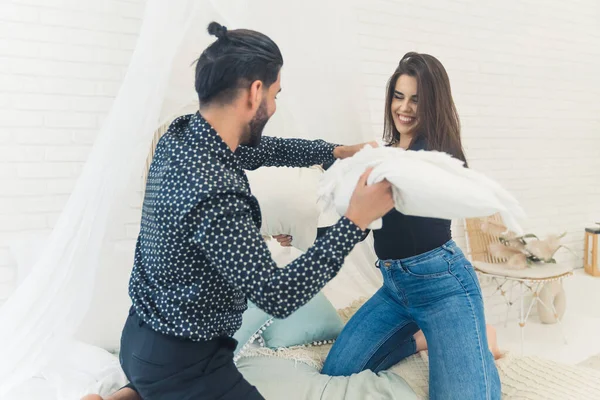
[129,113,365,341]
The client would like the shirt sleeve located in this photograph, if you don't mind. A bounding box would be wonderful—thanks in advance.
[317,225,370,242]
[235,136,339,170]
[191,192,364,318]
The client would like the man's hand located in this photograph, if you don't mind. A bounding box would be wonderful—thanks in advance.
[345,167,394,231]
[333,141,378,160]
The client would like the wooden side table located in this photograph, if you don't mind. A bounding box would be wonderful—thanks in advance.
[584,225,600,277]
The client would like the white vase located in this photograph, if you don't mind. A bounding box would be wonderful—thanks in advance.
[537,280,566,324]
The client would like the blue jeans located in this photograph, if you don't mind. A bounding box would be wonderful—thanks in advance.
[322,240,500,400]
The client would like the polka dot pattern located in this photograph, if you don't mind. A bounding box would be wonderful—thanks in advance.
[129,113,365,341]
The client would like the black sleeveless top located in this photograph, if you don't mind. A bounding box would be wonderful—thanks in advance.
[372,209,451,260]
[372,137,451,260]
[320,137,452,261]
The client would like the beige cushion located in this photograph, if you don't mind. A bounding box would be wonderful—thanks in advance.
[246,166,321,253]
[472,261,573,280]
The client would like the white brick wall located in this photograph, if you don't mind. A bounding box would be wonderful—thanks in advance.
[354,0,600,269]
[0,0,146,302]
[0,0,599,308]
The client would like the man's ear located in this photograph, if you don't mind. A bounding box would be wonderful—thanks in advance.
[247,80,263,112]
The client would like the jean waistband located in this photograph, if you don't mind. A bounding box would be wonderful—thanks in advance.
[377,240,459,268]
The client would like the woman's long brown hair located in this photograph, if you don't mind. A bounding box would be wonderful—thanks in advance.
[383,52,467,165]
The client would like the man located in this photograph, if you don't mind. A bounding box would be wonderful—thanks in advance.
[83,21,393,400]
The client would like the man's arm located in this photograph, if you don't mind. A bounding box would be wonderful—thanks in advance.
[235,136,339,170]
[317,226,370,242]
[192,192,364,318]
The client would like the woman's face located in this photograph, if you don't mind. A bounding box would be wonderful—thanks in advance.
[391,74,418,137]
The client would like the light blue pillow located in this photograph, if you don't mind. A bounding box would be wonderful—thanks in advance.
[232,302,272,357]
[262,292,344,349]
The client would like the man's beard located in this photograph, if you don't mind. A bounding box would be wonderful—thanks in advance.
[243,100,269,148]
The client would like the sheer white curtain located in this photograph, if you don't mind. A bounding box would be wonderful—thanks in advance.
[0,0,381,396]
[0,0,201,395]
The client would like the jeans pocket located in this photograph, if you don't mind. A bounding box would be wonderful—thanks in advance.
[403,255,450,278]
[131,352,169,368]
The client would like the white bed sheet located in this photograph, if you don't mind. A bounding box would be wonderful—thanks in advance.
[3,341,126,400]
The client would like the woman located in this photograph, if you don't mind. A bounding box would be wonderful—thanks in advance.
[317,52,501,399]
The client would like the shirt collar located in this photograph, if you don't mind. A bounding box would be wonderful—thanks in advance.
[188,112,241,170]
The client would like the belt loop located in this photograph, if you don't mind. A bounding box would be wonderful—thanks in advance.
[443,242,456,255]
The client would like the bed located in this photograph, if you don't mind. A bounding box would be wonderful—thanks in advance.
[7,120,600,400]
[236,298,600,400]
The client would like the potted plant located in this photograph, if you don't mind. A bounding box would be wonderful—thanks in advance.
[481,219,574,269]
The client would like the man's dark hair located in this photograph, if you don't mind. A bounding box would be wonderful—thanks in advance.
[195,22,283,107]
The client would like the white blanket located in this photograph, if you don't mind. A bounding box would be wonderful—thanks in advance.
[318,145,526,234]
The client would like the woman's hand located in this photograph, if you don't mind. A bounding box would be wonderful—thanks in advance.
[333,141,378,160]
[272,234,293,247]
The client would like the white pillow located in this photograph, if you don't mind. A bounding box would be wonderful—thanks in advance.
[265,238,304,267]
[319,146,526,234]
[5,340,128,399]
[246,167,322,252]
